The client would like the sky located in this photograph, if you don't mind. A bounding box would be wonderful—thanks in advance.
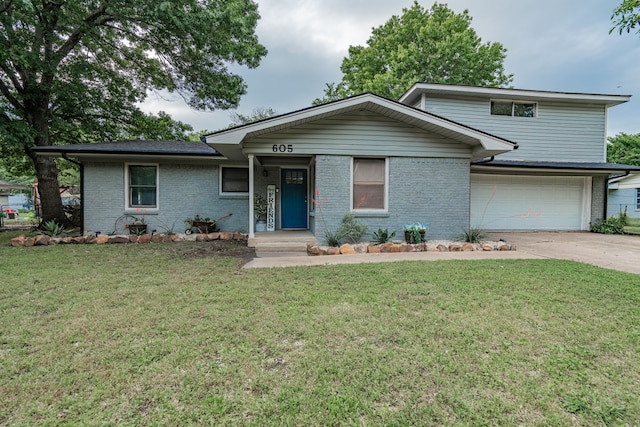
[140,0,640,137]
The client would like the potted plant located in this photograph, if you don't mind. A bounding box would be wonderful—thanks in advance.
[126,215,147,235]
[403,222,428,244]
[255,194,268,232]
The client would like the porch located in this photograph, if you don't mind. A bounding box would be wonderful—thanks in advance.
[248,230,317,253]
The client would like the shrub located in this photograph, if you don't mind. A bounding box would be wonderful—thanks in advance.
[323,230,342,247]
[459,226,485,243]
[336,212,368,244]
[371,228,396,245]
[36,220,72,237]
[590,216,626,235]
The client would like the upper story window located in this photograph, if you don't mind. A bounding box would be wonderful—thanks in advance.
[491,100,536,118]
[220,166,249,195]
[352,157,387,210]
[127,164,158,208]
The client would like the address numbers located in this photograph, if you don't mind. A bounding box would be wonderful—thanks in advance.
[272,144,293,153]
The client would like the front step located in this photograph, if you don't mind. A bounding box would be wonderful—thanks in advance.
[248,231,317,253]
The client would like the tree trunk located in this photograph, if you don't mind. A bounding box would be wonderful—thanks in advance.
[34,154,66,224]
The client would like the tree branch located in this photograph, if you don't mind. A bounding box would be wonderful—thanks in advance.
[0,73,24,111]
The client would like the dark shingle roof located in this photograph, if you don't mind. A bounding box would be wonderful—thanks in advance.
[31,140,220,157]
[472,159,640,172]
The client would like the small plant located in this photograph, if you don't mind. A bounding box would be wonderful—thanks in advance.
[157,221,177,235]
[323,230,342,247]
[590,216,626,235]
[36,220,72,237]
[336,212,368,244]
[254,194,268,220]
[403,222,428,243]
[459,226,485,243]
[371,228,396,245]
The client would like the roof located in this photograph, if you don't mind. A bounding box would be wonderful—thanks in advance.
[0,180,29,191]
[205,93,518,161]
[609,172,640,189]
[399,83,631,108]
[471,159,640,175]
[31,140,221,158]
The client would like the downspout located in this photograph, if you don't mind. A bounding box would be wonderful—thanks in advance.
[61,153,84,235]
[473,156,495,164]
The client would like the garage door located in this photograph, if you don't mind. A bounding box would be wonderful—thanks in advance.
[470,174,587,230]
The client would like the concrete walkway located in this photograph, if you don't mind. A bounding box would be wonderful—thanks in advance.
[243,232,640,275]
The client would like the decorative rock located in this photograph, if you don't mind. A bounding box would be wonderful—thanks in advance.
[60,237,74,244]
[449,244,462,252]
[389,244,403,253]
[233,232,247,241]
[208,232,220,240]
[218,232,232,240]
[161,235,172,242]
[152,234,163,243]
[481,243,493,251]
[462,243,474,252]
[307,245,321,255]
[24,237,35,247]
[171,235,183,242]
[109,235,129,244]
[72,236,86,244]
[379,242,395,253]
[339,243,355,254]
[96,235,110,244]
[128,235,139,243]
[84,235,97,244]
[49,238,60,245]
[326,246,340,255]
[34,235,51,246]
[353,243,368,254]
[138,234,152,244]
[436,244,449,252]
[11,236,25,247]
[498,243,513,251]
[368,245,381,253]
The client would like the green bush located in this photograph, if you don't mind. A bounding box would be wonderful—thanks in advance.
[590,216,626,235]
[336,212,368,244]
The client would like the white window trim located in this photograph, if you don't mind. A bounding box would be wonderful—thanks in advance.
[350,157,389,212]
[219,165,250,196]
[490,99,537,118]
[124,163,159,213]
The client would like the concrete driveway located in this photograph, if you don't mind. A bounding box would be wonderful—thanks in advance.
[245,232,640,275]
[486,231,640,275]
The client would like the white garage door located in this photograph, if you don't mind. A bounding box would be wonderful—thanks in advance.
[470,174,588,230]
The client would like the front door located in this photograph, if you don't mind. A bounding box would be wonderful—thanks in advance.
[281,169,308,229]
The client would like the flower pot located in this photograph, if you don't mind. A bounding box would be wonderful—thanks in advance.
[404,230,425,243]
[255,220,267,232]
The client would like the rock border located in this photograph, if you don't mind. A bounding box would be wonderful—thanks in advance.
[10,232,248,247]
[307,240,515,256]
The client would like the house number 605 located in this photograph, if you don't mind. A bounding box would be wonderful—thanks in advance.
[272,144,293,153]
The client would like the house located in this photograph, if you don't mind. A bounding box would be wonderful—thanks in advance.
[608,174,640,218]
[33,83,640,243]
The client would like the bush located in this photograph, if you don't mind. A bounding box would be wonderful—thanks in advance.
[371,228,396,245]
[336,212,368,244]
[459,226,485,243]
[590,216,626,235]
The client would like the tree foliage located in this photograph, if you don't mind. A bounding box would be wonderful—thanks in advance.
[229,107,277,127]
[0,0,267,223]
[313,1,512,104]
[611,0,640,35]
[607,132,640,166]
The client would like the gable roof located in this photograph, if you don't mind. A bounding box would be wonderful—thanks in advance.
[609,173,640,189]
[31,140,221,159]
[204,93,517,161]
[399,83,631,108]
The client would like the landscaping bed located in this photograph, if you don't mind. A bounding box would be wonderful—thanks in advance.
[307,239,515,255]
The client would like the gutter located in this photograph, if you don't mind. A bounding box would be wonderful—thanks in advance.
[61,153,84,235]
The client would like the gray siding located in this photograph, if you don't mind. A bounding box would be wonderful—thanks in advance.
[608,187,640,218]
[244,112,472,159]
[83,161,250,234]
[423,96,607,162]
[314,155,469,241]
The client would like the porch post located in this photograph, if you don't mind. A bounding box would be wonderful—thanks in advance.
[248,154,255,238]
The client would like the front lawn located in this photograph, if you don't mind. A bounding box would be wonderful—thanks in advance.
[624,217,640,234]
[1,241,639,425]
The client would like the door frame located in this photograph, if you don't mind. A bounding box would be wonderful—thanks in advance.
[280,167,309,229]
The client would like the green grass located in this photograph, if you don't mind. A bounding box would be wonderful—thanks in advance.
[624,217,640,234]
[1,241,639,425]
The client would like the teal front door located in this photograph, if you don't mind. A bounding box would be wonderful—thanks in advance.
[281,169,308,229]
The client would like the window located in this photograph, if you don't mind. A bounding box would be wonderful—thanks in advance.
[221,166,249,194]
[353,158,386,210]
[636,188,640,210]
[127,165,157,208]
[491,101,536,117]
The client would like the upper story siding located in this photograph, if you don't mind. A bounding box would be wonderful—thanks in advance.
[420,95,607,163]
[243,111,473,159]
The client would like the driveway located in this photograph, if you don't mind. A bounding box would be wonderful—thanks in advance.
[486,231,640,275]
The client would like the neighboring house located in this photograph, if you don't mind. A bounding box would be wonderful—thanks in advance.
[33,83,640,242]
[608,174,640,219]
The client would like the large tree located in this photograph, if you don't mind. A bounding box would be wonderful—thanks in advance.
[611,0,640,35]
[0,0,267,224]
[607,132,640,166]
[313,1,512,104]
